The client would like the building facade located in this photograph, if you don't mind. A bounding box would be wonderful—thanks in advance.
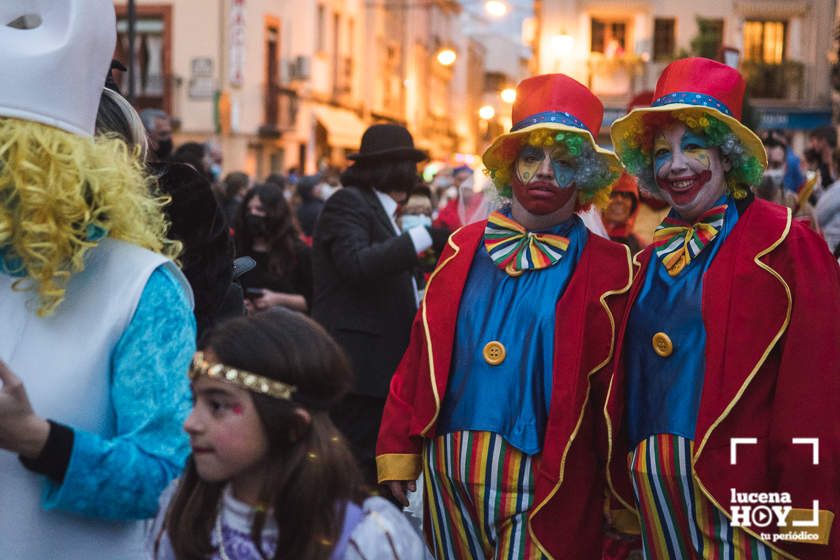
[532,0,835,146]
[113,0,502,178]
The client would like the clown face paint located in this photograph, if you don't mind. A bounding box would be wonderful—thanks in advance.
[512,145,578,215]
[653,123,728,222]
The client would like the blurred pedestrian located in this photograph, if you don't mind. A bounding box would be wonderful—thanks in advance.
[139,108,174,162]
[0,2,195,557]
[400,185,437,290]
[761,129,805,192]
[603,172,644,253]
[433,165,473,231]
[171,141,214,182]
[312,124,448,487]
[219,171,250,226]
[205,140,224,184]
[809,125,837,191]
[815,148,840,260]
[148,311,431,559]
[296,174,325,240]
[235,184,312,313]
[759,137,802,212]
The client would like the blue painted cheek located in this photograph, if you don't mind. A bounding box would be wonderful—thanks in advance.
[552,161,575,188]
[654,153,670,176]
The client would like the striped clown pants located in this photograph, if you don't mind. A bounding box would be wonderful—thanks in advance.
[630,434,781,560]
[422,431,548,560]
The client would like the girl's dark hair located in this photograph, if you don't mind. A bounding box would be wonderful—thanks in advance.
[161,310,362,560]
[234,184,300,275]
[340,157,418,195]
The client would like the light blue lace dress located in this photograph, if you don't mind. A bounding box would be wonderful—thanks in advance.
[41,265,195,519]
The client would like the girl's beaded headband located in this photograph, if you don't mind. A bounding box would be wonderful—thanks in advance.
[189,351,297,401]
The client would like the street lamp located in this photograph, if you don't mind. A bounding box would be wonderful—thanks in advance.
[500,88,516,103]
[550,33,575,59]
[484,0,508,18]
[436,47,457,66]
[479,105,496,120]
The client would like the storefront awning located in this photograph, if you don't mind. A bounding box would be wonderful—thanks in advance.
[757,108,831,131]
[313,106,367,149]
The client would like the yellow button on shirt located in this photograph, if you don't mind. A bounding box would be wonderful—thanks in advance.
[652,332,674,357]
[483,341,506,365]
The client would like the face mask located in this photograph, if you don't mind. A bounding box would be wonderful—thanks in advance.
[245,214,269,236]
[400,214,432,232]
[763,168,784,187]
[210,163,222,182]
[155,138,173,160]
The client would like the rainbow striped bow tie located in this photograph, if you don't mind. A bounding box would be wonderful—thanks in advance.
[652,204,727,276]
[484,211,570,273]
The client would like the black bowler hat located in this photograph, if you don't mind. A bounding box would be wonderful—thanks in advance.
[347,124,428,162]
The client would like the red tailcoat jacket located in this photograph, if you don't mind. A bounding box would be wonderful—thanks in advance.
[377,219,633,559]
[606,199,840,559]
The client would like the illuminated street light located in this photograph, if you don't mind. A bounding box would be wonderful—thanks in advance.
[500,88,516,103]
[484,0,508,18]
[550,33,575,59]
[436,47,457,66]
[479,105,496,120]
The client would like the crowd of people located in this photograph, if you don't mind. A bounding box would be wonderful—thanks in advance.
[1,3,838,560]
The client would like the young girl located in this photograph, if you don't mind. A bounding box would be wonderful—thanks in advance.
[148,310,430,559]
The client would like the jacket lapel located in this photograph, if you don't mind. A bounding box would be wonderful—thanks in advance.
[694,200,792,459]
[419,223,485,435]
[358,187,399,237]
[605,248,651,435]
[544,236,632,481]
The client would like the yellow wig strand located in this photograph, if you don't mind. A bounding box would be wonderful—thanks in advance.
[0,118,180,316]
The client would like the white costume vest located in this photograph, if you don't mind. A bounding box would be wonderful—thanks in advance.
[0,239,189,560]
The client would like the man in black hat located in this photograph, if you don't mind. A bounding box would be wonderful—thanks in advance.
[311,124,448,487]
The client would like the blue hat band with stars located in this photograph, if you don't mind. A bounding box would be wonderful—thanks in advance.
[650,91,733,118]
[510,111,591,134]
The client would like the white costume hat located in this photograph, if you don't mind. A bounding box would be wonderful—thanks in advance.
[0,0,116,137]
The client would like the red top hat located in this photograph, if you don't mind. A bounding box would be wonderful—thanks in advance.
[483,73,619,174]
[510,74,604,135]
[649,57,745,120]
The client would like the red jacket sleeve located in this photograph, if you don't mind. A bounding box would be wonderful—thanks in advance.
[767,223,840,555]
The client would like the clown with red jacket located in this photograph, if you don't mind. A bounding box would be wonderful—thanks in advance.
[376,74,631,558]
[606,58,840,559]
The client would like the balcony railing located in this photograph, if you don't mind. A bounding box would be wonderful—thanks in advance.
[741,60,805,100]
[587,53,644,98]
[260,85,299,138]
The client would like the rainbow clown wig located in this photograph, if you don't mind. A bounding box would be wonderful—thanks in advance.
[0,117,179,316]
[610,57,767,201]
[481,73,622,211]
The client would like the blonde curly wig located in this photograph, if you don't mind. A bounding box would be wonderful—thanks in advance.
[0,118,180,316]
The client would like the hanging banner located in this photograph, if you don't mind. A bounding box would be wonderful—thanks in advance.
[229,0,246,87]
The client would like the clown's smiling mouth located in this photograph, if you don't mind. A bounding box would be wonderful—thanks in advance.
[659,170,711,202]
